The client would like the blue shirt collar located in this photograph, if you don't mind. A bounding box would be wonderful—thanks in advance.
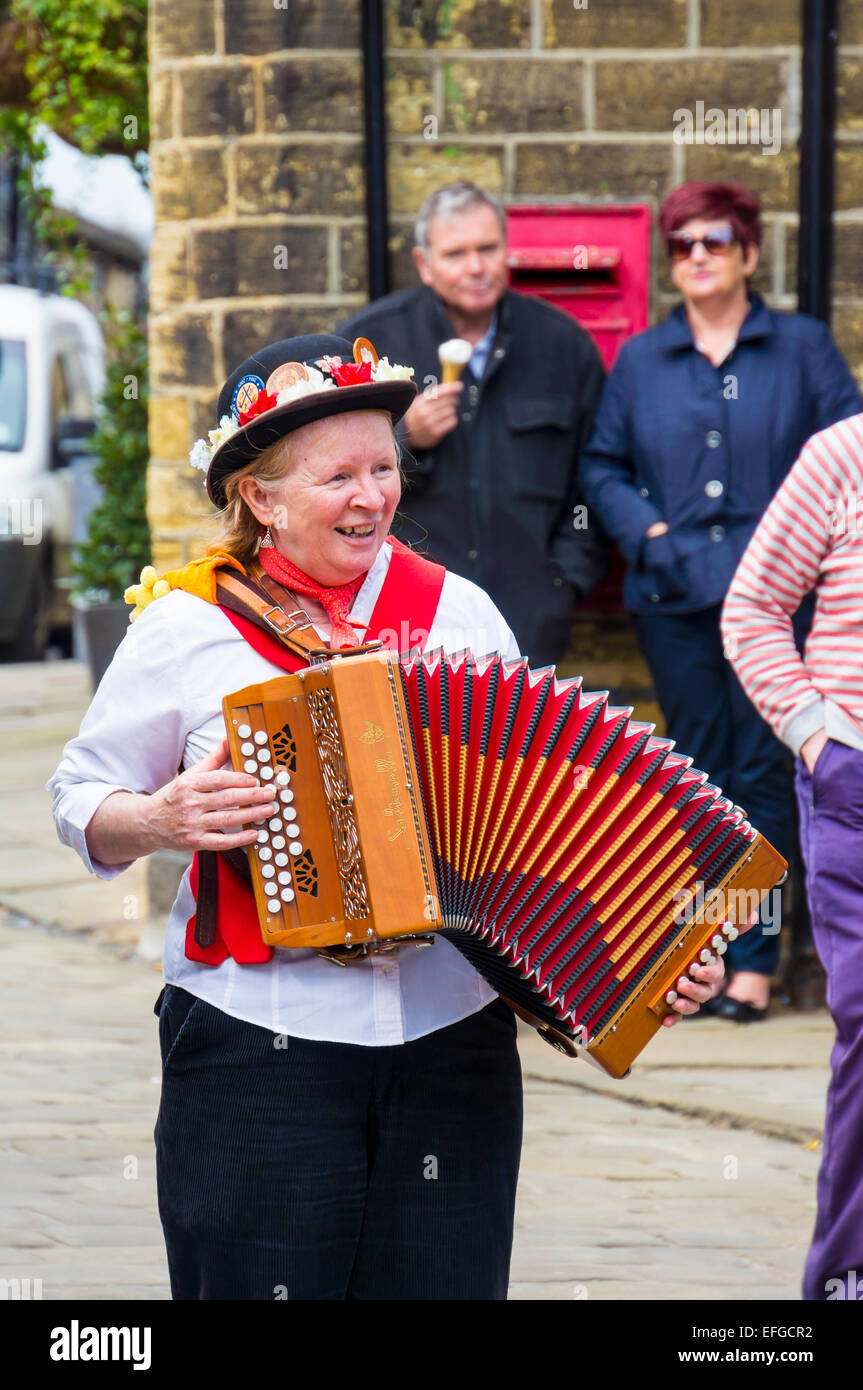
[658,291,773,352]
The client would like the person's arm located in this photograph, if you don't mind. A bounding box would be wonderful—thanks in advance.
[549,338,610,598]
[721,438,832,764]
[806,320,863,432]
[577,346,667,566]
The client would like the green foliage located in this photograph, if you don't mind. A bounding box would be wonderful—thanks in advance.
[73,312,151,601]
[11,0,148,156]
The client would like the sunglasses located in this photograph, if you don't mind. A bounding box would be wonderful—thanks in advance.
[668,228,738,261]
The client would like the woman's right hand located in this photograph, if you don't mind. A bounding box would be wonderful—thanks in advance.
[645,521,669,539]
[147,738,278,852]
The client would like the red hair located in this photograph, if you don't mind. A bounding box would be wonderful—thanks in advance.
[659,181,763,250]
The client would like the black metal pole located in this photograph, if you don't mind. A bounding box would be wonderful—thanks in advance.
[797,0,838,322]
[360,0,390,301]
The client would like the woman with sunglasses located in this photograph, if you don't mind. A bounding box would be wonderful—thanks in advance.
[579,180,862,1022]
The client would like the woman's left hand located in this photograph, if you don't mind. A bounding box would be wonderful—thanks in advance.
[662,955,725,1027]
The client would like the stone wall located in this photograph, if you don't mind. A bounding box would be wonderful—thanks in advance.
[148,0,863,574]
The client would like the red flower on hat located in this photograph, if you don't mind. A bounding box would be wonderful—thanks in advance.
[330,360,373,387]
[238,389,279,427]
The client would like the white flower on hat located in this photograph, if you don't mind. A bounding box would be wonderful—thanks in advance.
[372,356,415,382]
[189,414,240,472]
[275,365,333,407]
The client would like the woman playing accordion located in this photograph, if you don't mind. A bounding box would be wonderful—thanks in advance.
[49,333,724,1301]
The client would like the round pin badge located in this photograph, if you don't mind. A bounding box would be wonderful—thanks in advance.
[265,362,310,395]
[352,337,379,365]
[231,374,266,417]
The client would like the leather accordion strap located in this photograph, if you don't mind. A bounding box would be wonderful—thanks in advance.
[214,567,321,658]
[193,846,253,950]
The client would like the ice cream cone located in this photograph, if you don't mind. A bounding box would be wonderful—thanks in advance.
[438,338,472,383]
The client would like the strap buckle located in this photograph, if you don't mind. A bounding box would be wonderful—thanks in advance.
[260,605,314,638]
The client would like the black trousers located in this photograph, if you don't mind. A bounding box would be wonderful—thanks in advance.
[154,985,523,1300]
[635,605,793,976]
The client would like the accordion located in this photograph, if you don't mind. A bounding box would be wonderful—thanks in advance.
[223,645,786,1078]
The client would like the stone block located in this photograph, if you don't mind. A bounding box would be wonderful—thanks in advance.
[222,307,335,372]
[683,146,799,212]
[544,0,687,48]
[262,58,362,133]
[236,143,365,216]
[151,146,229,222]
[701,0,800,45]
[515,141,672,201]
[150,313,216,390]
[445,59,585,134]
[340,226,368,296]
[835,147,863,210]
[595,59,786,135]
[190,225,329,300]
[388,224,418,292]
[189,396,222,441]
[224,0,359,54]
[832,304,863,381]
[149,395,191,461]
[841,0,863,43]
[838,58,863,133]
[386,58,436,137]
[147,464,215,531]
[388,142,505,216]
[386,0,529,49]
[151,1,215,60]
[834,223,863,299]
[148,225,190,314]
[149,71,173,144]
[178,63,257,138]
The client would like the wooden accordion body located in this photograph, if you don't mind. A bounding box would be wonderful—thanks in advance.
[224,646,786,1078]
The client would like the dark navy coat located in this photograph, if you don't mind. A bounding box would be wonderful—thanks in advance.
[578,293,863,614]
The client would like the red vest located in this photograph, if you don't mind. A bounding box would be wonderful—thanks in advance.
[184,543,446,966]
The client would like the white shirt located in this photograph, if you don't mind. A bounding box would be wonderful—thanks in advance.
[48,543,520,1044]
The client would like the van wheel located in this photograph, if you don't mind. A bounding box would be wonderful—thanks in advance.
[7,565,51,662]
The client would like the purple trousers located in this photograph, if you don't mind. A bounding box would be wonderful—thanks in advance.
[795,739,863,1301]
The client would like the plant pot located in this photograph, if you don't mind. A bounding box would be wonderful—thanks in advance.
[74,600,131,690]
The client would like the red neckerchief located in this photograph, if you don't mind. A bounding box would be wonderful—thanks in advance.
[258,541,365,648]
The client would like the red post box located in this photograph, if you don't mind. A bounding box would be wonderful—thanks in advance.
[505,204,651,369]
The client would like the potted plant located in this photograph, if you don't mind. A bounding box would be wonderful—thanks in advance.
[73,311,151,688]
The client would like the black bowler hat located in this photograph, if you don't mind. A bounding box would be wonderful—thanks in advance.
[199,334,417,509]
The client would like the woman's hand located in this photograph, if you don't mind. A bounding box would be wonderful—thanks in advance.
[661,955,725,1027]
[147,738,278,853]
[645,521,669,539]
[800,728,828,775]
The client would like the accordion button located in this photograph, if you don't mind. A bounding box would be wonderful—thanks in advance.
[665,989,678,1005]
[272,836,286,850]
[279,789,294,803]
[277,872,291,885]
[257,847,273,862]
[280,888,295,903]
[710,934,723,950]
[275,852,289,866]
[722,924,739,941]
[275,771,291,786]
[289,842,303,855]
[257,830,268,844]
[260,767,274,780]
[715,940,728,955]
[244,760,258,774]
[264,883,278,897]
[269,818,283,831]
[241,742,254,756]
[238,724,252,738]
[257,749,271,763]
[261,865,275,879]
[254,731,268,745]
[285,825,301,839]
[284,807,297,821]
[698,948,712,963]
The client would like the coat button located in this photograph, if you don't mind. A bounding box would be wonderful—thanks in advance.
[705,479,724,498]
[706,429,722,448]
[650,593,661,603]
[709,525,725,542]
[469,384,479,400]
[468,548,478,560]
[553,576,564,588]
[494,347,505,359]
[462,411,472,422]
[639,487,650,498]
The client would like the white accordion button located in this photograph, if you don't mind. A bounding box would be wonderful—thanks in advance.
[715,941,728,955]
[665,989,678,1005]
[285,825,301,840]
[288,842,302,856]
[257,847,273,862]
[254,731,268,745]
[283,807,297,822]
[275,770,290,787]
[274,852,288,866]
[238,724,251,738]
[280,888,295,903]
[277,872,291,886]
[260,766,274,780]
[280,789,294,804]
[257,749,271,763]
[723,924,739,941]
[272,835,286,850]
[699,948,712,963]
[264,882,278,897]
[710,934,724,950]
[241,742,254,756]
[261,864,275,879]
[243,760,258,774]
[257,829,268,844]
[269,818,282,832]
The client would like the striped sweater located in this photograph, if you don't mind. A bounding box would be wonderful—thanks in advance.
[721,411,863,756]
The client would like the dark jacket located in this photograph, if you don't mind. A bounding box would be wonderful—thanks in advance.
[578,292,863,615]
[338,286,607,664]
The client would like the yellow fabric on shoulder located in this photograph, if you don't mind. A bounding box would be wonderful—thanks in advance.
[124,554,246,620]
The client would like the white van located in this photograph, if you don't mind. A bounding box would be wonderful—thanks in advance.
[0,284,105,658]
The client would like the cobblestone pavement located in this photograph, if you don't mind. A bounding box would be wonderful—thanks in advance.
[1,912,821,1302]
